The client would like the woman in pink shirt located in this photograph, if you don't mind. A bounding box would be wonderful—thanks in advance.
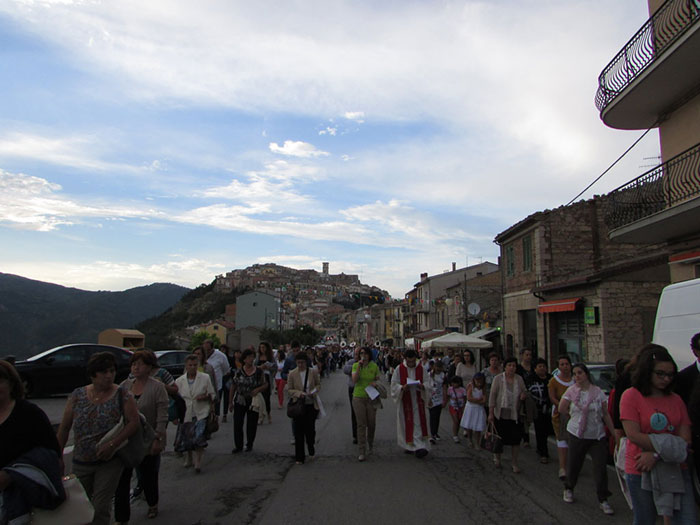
[619,344,696,525]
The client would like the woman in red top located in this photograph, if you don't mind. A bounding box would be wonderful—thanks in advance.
[619,344,696,525]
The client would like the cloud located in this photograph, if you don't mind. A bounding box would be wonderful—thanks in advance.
[0,169,159,231]
[269,140,329,158]
[0,131,140,173]
[343,111,365,123]
[0,258,224,291]
[318,127,337,136]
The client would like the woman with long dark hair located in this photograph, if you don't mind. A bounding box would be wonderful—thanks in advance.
[620,344,696,524]
[256,342,276,424]
[229,349,267,452]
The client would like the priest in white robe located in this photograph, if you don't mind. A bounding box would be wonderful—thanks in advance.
[390,349,432,457]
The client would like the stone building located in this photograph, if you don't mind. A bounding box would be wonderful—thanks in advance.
[494,195,669,366]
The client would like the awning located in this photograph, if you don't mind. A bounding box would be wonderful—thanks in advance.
[538,297,581,313]
[469,327,499,339]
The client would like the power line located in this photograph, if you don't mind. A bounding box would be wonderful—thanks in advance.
[565,125,656,207]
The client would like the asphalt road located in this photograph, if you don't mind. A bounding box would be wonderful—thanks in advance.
[35,371,634,524]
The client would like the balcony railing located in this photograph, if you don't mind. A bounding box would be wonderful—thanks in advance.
[605,142,700,230]
[595,0,700,114]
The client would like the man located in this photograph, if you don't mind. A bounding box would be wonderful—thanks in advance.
[390,349,432,458]
[203,339,230,418]
[343,346,361,444]
[676,333,700,404]
[677,333,700,479]
[516,348,535,446]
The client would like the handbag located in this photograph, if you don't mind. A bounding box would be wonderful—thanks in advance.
[206,403,219,434]
[286,367,309,419]
[32,475,94,525]
[480,421,504,454]
[97,387,156,468]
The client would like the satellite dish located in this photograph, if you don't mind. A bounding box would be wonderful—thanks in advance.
[468,303,481,315]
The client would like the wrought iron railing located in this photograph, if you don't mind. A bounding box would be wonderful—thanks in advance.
[606,142,700,230]
[595,0,700,113]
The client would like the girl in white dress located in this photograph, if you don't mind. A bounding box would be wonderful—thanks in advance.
[460,373,487,448]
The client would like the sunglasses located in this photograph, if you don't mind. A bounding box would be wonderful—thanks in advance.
[653,370,675,379]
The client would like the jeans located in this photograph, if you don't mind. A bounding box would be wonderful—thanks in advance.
[352,397,377,454]
[114,454,161,522]
[429,405,443,437]
[233,401,258,451]
[293,405,318,462]
[564,433,610,502]
[626,469,698,525]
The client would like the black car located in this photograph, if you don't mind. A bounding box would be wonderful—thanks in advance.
[15,343,133,397]
[154,350,190,379]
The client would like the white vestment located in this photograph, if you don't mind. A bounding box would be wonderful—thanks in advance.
[390,361,432,451]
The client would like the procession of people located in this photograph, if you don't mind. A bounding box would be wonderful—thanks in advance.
[2,334,700,524]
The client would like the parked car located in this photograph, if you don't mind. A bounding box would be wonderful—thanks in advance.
[154,350,190,379]
[15,343,133,397]
[552,362,616,396]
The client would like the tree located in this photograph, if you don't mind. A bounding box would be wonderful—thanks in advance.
[188,331,221,351]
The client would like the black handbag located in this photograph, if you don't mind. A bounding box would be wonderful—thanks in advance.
[480,421,504,454]
[286,367,309,419]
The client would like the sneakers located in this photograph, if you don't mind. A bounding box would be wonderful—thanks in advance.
[429,437,436,444]
[452,436,460,443]
[558,468,566,480]
[563,489,574,503]
[358,454,366,462]
[599,501,614,515]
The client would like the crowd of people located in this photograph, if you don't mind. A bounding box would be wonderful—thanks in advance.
[1,334,700,524]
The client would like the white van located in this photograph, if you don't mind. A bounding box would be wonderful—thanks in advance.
[652,277,700,371]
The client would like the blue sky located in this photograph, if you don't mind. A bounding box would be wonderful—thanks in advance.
[0,0,660,298]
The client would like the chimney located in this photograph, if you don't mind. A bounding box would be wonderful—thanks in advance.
[322,262,329,275]
[452,262,456,271]
[420,272,428,281]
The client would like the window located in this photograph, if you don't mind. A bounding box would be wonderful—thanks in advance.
[506,245,515,277]
[522,235,532,272]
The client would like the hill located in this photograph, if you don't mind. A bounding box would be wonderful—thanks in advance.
[0,273,189,359]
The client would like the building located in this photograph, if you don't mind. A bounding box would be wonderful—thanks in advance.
[235,290,281,330]
[494,196,669,365]
[596,0,700,282]
[444,269,502,334]
[199,320,236,345]
[405,262,499,336]
[98,328,145,349]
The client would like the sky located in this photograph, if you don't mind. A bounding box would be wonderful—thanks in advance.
[0,0,661,298]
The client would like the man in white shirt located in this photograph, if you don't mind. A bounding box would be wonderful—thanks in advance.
[204,339,231,418]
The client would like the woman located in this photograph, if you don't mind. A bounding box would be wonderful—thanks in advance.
[0,361,65,523]
[114,351,169,522]
[351,347,381,461]
[559,363,615,515]
[228,349,267,453]
[274,349,287,409]
[428,360,447,443]
[620,344,696,524]
[549,355,574,480]
[57,352,139,525]
[256,342,277,424]
[192,346,217,395]
[286,352,321,464]
[488,357,527,473]
[456,350,477,386]
[174,355,216,473]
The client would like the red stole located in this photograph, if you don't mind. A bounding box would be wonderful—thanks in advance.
[398,363,428,443]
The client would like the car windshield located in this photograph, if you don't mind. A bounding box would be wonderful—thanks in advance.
[590,367,615,394]
[25,346,67,361]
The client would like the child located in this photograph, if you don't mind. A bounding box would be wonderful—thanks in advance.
[428,360,447,443]
[447,376,467,443]
[528,358,553,463]
[461,372,487,448]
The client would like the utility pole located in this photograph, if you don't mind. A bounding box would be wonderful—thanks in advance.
[462,272,469,334]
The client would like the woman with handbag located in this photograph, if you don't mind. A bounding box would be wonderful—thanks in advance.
[174,355,216,473]
[113,351,168,522]
[57,352,139,525]
[228,349,268,453]
[286,352,321,465]
[0,360,66,523]
[488,357,527,473]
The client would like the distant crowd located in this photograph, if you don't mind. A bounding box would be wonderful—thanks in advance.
[1,333,700,524]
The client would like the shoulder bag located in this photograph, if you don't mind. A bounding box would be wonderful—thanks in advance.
[480,420,504,454]
[286,368,309,419]
[32,474,94,525]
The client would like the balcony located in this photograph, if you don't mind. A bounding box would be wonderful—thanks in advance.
[606,142,700,242]
[595,0,700,130]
